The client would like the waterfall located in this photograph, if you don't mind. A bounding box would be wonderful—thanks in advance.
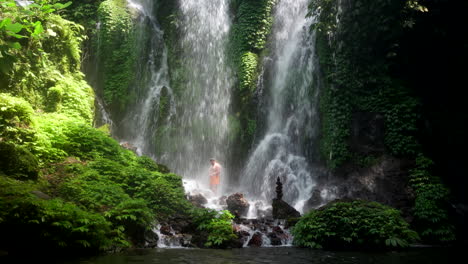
[114,0,234,196]
[240,0,320,213]
[158,0,234,191]
[120,0,175,156]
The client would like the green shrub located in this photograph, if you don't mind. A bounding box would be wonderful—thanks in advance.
[86,157,189,220]
[409,155,455,243]
[192,208,237,248]
[0,142,39,180]
[137,155,171,173]
[96,0,137,110]
[0,93,35,143]
[292,200,419,249]
[0,176,114,251]
[60,123,132,163]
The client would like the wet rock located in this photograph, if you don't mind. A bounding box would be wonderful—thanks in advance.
[350,112,385,155]
[308,155,414,218]
[272,198,301,219]
[180,234,193,247]
[276,177,283,200]
[247,232,263,247]
[144,229,159,248]
[226,193,250,218]
[270,237,282,246]
[272,226,284,234]
[160,225,172,236]
[188,193,208,208]
[218,195,228,206]
[229,237,245,248]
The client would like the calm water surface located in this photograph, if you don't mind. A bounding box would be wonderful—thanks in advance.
[50,246,461,264]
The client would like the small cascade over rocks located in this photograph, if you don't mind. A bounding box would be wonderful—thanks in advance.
[240,0,322,214]
[233,218,293,247]
[149,179,295,248]
[153,224,192,248]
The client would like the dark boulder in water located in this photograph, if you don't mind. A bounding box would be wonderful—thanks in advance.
[188,193,208,208]
[272,198,301,219]
[248,232,263,247]
[226,193,250,218]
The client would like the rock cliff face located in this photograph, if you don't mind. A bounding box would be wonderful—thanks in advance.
[307,156,414,218]
[303,110,414,216]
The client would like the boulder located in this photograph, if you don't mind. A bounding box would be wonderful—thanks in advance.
[247,232,263,247]
[144,229,159,248]
[188,193,207,208]
[226,193,250,218]
[160,225,172,236]
[268,233,282,246]
[272,198,301,219]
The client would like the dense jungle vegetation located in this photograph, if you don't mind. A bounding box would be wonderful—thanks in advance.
[0,0,235,254]
[1,0,467,255]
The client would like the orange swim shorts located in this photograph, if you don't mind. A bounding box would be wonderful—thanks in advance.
[210,175,220,185]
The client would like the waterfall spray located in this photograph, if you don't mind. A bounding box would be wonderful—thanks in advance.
[240,0,321,213]
[159,0,234,193]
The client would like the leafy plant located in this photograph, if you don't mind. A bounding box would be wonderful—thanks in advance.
[193,209,237,247]
[408,155,455,243]
[0,176,114,251]
[292,200,419,250]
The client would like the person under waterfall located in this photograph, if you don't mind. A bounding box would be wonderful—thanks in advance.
[209,158,221,195]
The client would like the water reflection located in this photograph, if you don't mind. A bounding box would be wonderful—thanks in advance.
[56,247,459,264]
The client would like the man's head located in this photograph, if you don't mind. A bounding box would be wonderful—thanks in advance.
[210,158,215,165]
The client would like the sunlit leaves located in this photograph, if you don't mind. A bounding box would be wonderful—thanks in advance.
[406,0,429,13]
[193,209,237,247]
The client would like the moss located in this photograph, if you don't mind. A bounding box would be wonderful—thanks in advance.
[96,0,137,113]
[228,0,276,154]
[0,93,34,126]
[0,94,37,163]
[239,52,259,92]
[46,86,64,112]
[312,0,420,168]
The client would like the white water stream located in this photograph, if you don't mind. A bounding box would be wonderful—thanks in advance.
[121,0,175,156]
[161,0,234,188]
[240,0,320,214]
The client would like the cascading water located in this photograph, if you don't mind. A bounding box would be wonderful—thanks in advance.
[119,0,175,156]
[115,0,234,199]
[158,0,234,192]
[240,0,321,213]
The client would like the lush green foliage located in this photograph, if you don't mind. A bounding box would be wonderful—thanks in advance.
[292,200,419,250]
[409,155,455,243]
[228,0,276,154]
[311,0,424,168]
[1,0,91,114]
[192,209,237,248]
[311,0,456,245]
[95,0,137,112]
[0,0,192,252]
[0,176,114,251]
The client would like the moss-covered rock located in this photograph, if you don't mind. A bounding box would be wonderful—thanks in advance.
[228,0,276,161]
[96,0,137,115]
